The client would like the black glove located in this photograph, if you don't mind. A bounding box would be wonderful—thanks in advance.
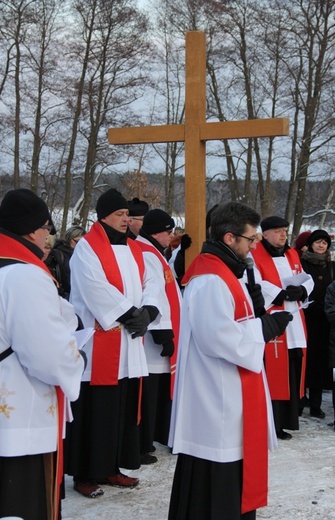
[160,340,175,357]
[285,285,307,302]
[260,311,293,343]
[123,307,151,338]
[180,234,192,252]
[246,283,265,317]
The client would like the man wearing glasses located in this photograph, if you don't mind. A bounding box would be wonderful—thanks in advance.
[136,208,182,466]
[127,197,149,238]
[168,202,292,520]
[0,189,85,520]
[251,216,314,441]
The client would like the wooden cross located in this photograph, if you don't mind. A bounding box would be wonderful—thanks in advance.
[108,31,289,266]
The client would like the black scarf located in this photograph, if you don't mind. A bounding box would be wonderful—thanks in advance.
[99,220,129,245]
[201,239,247,279]
[139,229,165,255]
[261,238,290,258]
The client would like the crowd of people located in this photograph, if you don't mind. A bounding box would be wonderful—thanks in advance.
[1,187,335,520]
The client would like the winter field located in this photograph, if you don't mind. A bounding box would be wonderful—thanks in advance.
[62,390,335,520]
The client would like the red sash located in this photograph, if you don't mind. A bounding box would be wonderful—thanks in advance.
[0,233,64,520]
[183,253,268,514]
[84,222,145,386]
[252,242,307,400]
[136,240,181,398]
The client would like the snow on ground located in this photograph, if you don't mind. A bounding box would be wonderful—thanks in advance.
[62,391,335,520]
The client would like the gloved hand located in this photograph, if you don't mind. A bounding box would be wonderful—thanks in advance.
[124,307,151,339]
[160,340,175,357]
[285,285,307,302]
[246,283,265,317]
[180,234,192,252]
[260,311,293,343]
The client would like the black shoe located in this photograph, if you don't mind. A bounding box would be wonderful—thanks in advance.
[300,395,310,407]
[276,429,292,440]
[140,453,158,465]
[310,407,325,419]
[149,445,156,453]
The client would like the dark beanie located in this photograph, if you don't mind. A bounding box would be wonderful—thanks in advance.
[0,188,51,235]
[306,229,331,249]
[96,188,129,220]
[128,197,149,217]
[261,215,289,232]
[141,209,175,235]
[294,231,311,252]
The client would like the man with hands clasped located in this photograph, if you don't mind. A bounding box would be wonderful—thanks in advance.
[66,188,161,498]
[251,216,314,440]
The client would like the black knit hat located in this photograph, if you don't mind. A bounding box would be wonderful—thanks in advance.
[141,209,175,235]
[261,215,289,232]
[128,197,149,217]
[96,188,129,220]
[0,188,51,235]
[306,229,331,249]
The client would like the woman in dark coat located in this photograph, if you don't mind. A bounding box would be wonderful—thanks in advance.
[45,225,86,300]
[324,280,335,426]
[301,229,335,418]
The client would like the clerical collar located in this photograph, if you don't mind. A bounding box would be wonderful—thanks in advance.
[201,239,247,279]
[139,229,165,255]
[0,228,44,260]
[261,238,289,258]
[99,221,129,245]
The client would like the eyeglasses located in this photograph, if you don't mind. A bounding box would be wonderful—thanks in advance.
[233,233,259,244]
[40,224,53,231]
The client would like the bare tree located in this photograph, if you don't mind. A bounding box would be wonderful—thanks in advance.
[72,0,151,226]
[282,0,335,239]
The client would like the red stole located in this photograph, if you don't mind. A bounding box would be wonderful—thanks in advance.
[252,242,307,400]
[136,240,181,398]
[0,233,64,520]
[84,222,145,386]
[183,253,268,514]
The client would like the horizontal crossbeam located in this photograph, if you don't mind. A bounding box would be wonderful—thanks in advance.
[108,118,289,145]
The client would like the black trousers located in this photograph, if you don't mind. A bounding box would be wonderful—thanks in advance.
[168,454,256,520]
[0,454,49,520]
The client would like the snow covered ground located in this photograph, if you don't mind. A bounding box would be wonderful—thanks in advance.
[62,390,335,520]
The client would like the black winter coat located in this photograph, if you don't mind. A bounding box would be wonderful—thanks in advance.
[301,257,335,389]
[45,240,73,300]
[324,280,335,368]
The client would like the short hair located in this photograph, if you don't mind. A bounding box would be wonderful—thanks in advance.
[64,225,86,244]
[45,234,55,249]
[210,202,260,240]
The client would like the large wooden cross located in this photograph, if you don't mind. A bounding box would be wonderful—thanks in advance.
[108,31,289,266]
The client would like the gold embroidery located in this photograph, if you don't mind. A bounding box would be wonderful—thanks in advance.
[69,339,82,362]
[0,382,15,419]
[94,321,121,332]
[44,388,56,418]
[165,269,174,284]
